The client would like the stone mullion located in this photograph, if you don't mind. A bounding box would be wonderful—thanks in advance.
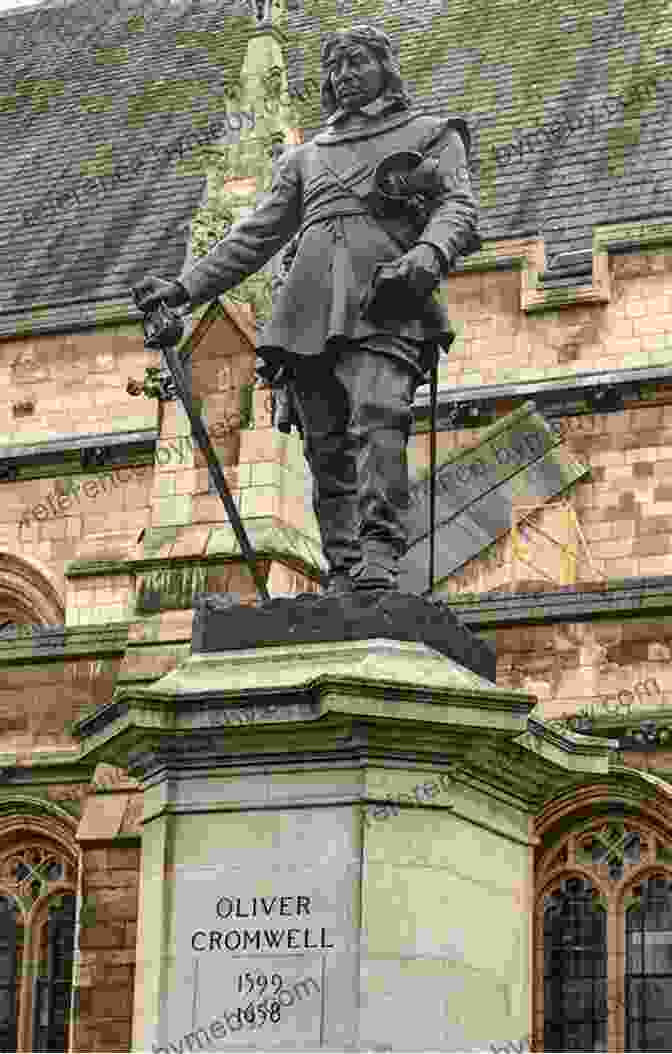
[642,832,656,867]
[566,833,576,867]
[608,898,624,1054]
[17,902,36,1054]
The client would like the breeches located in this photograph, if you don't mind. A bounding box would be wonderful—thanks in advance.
[289,340,420,571]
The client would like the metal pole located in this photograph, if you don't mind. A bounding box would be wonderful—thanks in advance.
[427,352,438,597]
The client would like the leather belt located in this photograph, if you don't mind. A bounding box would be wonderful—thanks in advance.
[298,208,372,242]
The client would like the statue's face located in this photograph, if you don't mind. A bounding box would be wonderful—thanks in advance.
[328,42,386,112]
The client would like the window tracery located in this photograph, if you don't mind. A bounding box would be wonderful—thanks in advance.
[574,822,646,883]
[536,816,672,1052]
[0,837,76,1052]
[0,845,72,913]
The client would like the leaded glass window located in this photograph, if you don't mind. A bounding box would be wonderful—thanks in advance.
[626,876,672,1051]
[543,876,608,1051]
[32,893,76,1054]
[0,897,21,1053]
[536,817,672,1051]
[0,841,76,1051]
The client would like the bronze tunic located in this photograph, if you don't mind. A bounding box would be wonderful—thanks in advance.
[179,98,480,379]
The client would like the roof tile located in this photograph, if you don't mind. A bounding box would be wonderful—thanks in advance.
[2,0,671,321]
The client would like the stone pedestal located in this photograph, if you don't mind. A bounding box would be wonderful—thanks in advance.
[73,593,615,1052]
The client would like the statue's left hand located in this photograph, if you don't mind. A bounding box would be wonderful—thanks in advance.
[383,244,442,300]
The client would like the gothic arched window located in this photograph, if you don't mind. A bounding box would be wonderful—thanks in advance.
[0,840,76,1052]
[0,553,65,629]
[536,817,672,1052]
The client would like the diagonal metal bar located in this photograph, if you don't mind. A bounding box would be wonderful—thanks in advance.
[425,352,438,597]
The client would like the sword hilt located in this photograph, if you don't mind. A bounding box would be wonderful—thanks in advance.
[130,290,271,603]
[141,300,186,350]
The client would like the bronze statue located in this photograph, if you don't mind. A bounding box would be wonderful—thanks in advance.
[133,24,480,593]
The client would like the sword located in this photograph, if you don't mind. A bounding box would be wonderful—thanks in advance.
[132,297,271,603]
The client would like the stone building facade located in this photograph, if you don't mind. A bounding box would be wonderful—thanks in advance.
[1,0,672,1049]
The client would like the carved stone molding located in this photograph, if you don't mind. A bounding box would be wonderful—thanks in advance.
[9,343,51,384]
[0,554,65,626]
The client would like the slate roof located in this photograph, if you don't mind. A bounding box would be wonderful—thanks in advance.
[2,0,671,326]
[285,0,672,268]
[1,0,256,324]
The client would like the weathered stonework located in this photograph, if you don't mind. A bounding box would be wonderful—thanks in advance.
[1,5,672,1049]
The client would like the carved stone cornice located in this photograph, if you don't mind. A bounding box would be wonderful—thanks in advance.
[67,634,627,817]
[0,554,64,626]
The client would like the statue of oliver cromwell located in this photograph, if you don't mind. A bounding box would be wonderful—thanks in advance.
[133,24,480,593]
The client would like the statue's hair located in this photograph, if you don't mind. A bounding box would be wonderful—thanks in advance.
[320,24,412,115]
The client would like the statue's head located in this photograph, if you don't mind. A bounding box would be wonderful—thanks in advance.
[320,25,411,116]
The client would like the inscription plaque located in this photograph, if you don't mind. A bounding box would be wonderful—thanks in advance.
[161,884,339,1050]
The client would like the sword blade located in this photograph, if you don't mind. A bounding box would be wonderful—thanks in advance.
[160,341,271,603]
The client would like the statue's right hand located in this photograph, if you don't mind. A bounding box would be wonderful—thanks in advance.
[132,276,189,313]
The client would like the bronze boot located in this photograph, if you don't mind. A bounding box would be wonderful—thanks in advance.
[326,568,355,593]
[350,540,401,591]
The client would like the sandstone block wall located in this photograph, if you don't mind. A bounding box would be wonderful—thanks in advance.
[74,845,141,1054]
